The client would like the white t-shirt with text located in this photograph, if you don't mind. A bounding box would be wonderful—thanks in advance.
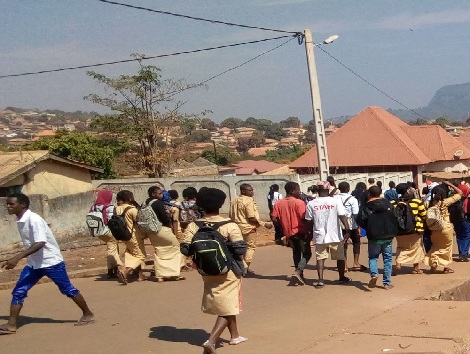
[305,196,346,244]
[335,193,359,230]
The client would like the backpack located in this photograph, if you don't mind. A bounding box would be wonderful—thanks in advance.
[179,200,201,226]
[85,205,112,237]
[329,188,338,197]
[426,205,445,231]
[449,199,465,224]
[395,201,415,235]
[136,200,162,234]
[107,206,134,241]
[190,221,233,276]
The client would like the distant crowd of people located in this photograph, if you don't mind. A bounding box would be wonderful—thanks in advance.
[2,175,469,353]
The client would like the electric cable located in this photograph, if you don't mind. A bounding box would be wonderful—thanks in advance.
[317,46,428,120]
[165,36,296,99]
[0,35,295,79]
[96,0,298,34]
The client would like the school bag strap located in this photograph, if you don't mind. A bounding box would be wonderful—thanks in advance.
[342,195,352,206]
[117,205,135,229]
[194,220,231,230]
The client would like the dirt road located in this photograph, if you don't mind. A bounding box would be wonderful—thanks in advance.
[0,242,470,353]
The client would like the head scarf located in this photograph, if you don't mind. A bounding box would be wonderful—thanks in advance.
[93,189,113,223]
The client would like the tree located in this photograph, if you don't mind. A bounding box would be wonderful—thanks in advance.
[85,55,205,177]
[264,145,307,163]
[237,132,265,152]
[187,129,212,143]
[280,116,301,128]
[24,130,127,178]
[200,118,218,131]
[302,120,316,144]
[434,117,450,128]
[220,117,243,129]
[201,145,236,165]
[264,123,287,140]
[409,118,428,126]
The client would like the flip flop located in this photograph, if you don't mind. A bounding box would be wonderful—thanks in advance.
[0,327,16,335]
[412,269,424,274]
[74,319,96,326]
[314,281,325,288]
[339,276,352,283]
[116,267,128,285]
[350,265,368,272]
[443,268,455,274]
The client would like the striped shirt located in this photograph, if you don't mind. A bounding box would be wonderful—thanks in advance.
[391,198,427,233]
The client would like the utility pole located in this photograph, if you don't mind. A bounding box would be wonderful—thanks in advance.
[304,29,330,181]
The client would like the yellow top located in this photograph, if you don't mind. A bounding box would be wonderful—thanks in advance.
[229,195,260,234]
[182,215,243,243]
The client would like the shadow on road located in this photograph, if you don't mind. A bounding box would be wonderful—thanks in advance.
[149,326,211,346]
[0,315,76,329]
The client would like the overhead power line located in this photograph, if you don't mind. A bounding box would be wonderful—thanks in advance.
[0,35,294,79]
[165,36,296,99]
[96,0,298,35]
[317,46,428,120]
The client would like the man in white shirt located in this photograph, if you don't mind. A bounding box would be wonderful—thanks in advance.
[305,184,351,287]
[336,182,365,272]
[0,193,95,334]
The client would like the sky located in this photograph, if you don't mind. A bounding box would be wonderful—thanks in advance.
[1,0,470,123]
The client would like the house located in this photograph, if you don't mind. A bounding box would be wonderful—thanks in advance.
[282,127,306,136]
[35,129,56,138]
[247,147,277,157]
[231,160,287,175]
[279,137,300,147]
[235,127,256,138]
[444,125,464,137]
[290,106,470,188]
[324,124,338,136]
[0,150,103,198]
[168,157,218,177]
[263,138,279,147]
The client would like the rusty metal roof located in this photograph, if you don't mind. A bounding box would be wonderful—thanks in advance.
[0,150,103,185]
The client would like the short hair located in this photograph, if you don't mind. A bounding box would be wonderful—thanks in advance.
[317,184,329,196]
[338,181,350,193]
[284,181,299,194]
[240,183,252,192]
[354,182,367,191]
[270,184,280,192]
[117,190,134,203]
[168,189,179,200]
[182,187,197,199]
[376,181,382,188]
[196,188,226,214]
[326,176,335,186]
[368,186,381,198]
[395,183,409,196]
[368,178,375,184]
[389,181,396,188]
[147,186,161,198]
[7,193,30,208]
[307,185,318,194]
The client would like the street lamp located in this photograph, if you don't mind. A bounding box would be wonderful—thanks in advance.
[304,29,338,181]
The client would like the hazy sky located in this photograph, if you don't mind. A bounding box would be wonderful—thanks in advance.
[1,0,469,122]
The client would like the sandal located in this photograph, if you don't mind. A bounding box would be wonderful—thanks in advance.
[202,340,217,354]
[314,281,325,288]
[350,265,368,272]
[339,276,352,283]
[443,268,455,274]
[117,267,128,285]
[412,269,423,274]
[391,266,401,276]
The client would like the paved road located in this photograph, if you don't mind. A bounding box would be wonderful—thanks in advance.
[0,243,469,354]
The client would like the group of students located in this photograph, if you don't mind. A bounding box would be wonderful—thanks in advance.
[3,177,470,353]
[268,176,470,291]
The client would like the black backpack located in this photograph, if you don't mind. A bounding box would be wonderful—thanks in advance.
[108,206,134,241]
[190,221,233,276]
[395,202,415,235]
[449,199,466,224]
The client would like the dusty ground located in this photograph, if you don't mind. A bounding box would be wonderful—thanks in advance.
[0,241,470,353]
[0,226,276,284]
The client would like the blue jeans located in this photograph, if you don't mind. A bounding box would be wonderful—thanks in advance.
[454,220,470,258]
[368,240,393,286]
[11,262,79,305]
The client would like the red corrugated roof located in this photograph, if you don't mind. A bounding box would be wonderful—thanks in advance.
[290,106,470,169]
[232,159,286,174]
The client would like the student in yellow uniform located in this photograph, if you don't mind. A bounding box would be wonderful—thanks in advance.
[230,184,272,275]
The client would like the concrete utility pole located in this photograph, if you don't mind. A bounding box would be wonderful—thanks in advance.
[304,29,330,181]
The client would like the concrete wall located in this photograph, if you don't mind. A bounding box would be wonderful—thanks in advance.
[0,171,414,252]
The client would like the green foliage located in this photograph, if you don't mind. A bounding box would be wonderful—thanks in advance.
[264,145,308,164]
[302,121,316,144]
[187,129,212,143]
[237,132,265,153]
[84,56,205,177]
[264,123,286,140]
[434,117,450,128]
[24,130,126,179]
[280,116,301,128]
[201,145,236,165]
[200,118,218,131]
[220,117,244,129]
[409,118,428,126]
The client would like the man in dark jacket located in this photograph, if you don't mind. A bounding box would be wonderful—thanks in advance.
[356,186,398,290]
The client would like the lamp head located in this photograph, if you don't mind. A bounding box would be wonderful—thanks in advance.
[322,35,339,44]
